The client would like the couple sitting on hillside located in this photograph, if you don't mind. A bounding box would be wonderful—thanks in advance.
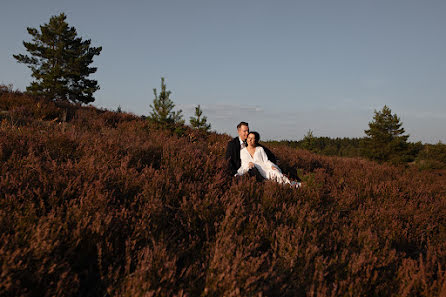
[225,122,301,188]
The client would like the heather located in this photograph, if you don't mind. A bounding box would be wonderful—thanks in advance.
[1,92,445,296]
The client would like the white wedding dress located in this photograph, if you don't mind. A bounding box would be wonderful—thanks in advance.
[237,146,291,184]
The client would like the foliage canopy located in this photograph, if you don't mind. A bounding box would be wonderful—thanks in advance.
[13,13,102,104]
[361,105,412,163]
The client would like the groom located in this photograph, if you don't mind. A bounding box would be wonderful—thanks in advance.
[225,121,277,179]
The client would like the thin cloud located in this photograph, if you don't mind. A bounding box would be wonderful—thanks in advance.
[408,110,446,120]
[178,103,264,120]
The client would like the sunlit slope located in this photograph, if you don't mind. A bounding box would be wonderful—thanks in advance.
[1,91,445,296]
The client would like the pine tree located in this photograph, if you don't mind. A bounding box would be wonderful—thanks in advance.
[301,129,316,151]
[13,13,102,104]
[189,105,211,131]
[361,105,410,163]
[149,77,184,125]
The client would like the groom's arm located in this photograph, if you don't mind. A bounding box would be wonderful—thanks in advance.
[225,140,238,176]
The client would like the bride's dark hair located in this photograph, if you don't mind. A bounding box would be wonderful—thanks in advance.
[248,131,260,145]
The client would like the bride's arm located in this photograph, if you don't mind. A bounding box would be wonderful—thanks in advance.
[236,149,251,175]
[258,147,280,171]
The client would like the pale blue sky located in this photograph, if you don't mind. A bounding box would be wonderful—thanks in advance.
[1,0,445,142]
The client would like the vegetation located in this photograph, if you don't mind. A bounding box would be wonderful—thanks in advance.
[302,130,362,157]
[1,89,445,296]
[415,142,446,170]
[268,136,363,158]
[149,77,184,126]
[13,13,102,104]
[189,104,211,132]
[268,106,442,168]
[361,105,418,164]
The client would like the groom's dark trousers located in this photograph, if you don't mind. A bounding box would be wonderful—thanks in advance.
[225,137,277,180]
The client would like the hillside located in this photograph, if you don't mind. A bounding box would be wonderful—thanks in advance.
[1,91,445,296]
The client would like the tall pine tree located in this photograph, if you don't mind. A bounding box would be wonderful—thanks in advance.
[13,13,102,104]
[189,105,211,131]
[361,105,410,163]
[149,77,184,125]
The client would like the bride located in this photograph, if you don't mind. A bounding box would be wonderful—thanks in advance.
[236,131,300,187]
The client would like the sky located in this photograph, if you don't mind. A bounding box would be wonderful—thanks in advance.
[1,0,445,143]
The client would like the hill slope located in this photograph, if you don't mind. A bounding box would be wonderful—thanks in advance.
[1,92,445,296]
